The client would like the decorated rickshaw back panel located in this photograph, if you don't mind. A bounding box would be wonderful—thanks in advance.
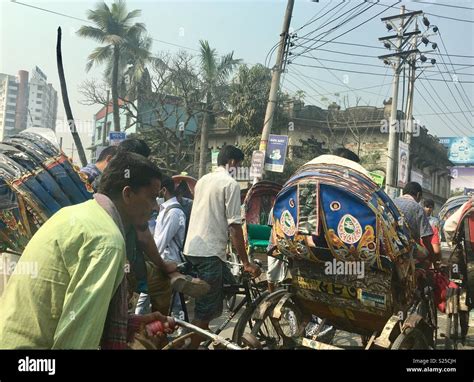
[270,163,417,331]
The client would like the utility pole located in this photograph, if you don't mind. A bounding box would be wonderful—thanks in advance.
[386,6,404,189]
[102,89,110,145]
[70,141,76,162]
[379,7,423,189]
[259,0,295,156]
[406,22,418,149]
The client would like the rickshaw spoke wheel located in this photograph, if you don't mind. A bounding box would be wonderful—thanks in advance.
[250,299,302,349]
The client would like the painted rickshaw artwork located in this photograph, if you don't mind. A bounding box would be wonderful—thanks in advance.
[0,129,93,254]
[243,160,440,350]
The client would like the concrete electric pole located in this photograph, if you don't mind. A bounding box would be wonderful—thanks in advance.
[259,0,295,155]
[379,6,423,187]
[379,8,438,190]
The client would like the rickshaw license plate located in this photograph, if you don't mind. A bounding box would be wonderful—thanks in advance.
[294,276,387,308]
[293,276,357,299]
[357,290,386,308]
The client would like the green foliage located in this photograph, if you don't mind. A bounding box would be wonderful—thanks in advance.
[78,0,150,78]
[228,64,289,137]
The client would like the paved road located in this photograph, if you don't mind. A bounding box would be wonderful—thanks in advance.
[201,299,474,350]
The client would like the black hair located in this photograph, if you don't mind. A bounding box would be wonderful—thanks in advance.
[423,199,435,208]
[161,175,175,195]
[175,180,193,199]
[117,138,151,158]
[97,145,118,162]
[98,151,162,199]
[332,147,361,163]
[217,145,244,166]
[403,181,423,198]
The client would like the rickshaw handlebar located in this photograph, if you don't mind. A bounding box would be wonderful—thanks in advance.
[173,319,242,350]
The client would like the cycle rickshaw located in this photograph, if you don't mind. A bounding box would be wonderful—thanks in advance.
[241,180,281,256]
[439,195,473,348]
[238,161,438,350]
[0,130,92,255]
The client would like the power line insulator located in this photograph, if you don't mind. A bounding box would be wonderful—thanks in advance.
[423,16,430,27]
[431,58,436,65]
[433,26,438,33]
[421,36,429,45]
[384,42,391,49]
[386,23,393,31]
[431,43,437,50]
[420,55,427,63]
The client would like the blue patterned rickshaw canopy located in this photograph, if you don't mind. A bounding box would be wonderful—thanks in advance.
[0,129,93,253]
[271,160,416,273]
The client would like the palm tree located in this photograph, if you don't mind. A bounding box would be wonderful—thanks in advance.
[77,0,150,131]
[104,31,154,101]
[198,40,241,178]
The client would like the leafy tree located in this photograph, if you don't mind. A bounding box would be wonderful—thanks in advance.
[77,0,150,131]
[197,40,240,178]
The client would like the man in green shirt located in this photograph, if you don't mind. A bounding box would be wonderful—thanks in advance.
[0,151,175,349]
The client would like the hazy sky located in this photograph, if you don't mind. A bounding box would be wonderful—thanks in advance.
[1,0,473,162]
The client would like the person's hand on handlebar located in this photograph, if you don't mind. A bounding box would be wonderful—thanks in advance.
[243,262,262,278]
[141,311,176,338]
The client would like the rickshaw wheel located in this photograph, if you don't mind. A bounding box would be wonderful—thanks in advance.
[249,296,303,349]
[391,328,430,350]
[232,290,270,346]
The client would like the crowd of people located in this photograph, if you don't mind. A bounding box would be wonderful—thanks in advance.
[0,139,470,349]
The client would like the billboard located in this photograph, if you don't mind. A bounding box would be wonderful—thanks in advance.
[439,137,474,165]
[250,150,265,178]
[397,140,409,188]
[450,166,474,192]
[264,134,288,173]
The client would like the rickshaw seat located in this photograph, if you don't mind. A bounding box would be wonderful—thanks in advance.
[247,224,272,249]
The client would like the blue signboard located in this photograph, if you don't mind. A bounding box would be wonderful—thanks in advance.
[465,188,474,195]
[439,137,474,165]
[109,131,126,146]
[264,134,288,173]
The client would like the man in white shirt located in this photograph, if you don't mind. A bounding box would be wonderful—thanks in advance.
[136,176,207,317]
[154,176,186,265]
[154,176,187,319]
[184,145,261,348]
